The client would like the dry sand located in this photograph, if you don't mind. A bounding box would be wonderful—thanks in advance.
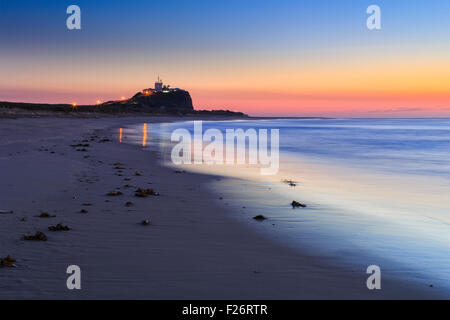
[0,116,441,299]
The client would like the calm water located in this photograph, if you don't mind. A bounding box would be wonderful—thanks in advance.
[122,118,450,294]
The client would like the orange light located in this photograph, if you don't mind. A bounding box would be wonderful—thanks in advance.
[96,100,101,105]
[142,123,148,148]
[72,102,77,108]
[121,96,126,101]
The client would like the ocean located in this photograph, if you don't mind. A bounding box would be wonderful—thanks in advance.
[122,118,450,294]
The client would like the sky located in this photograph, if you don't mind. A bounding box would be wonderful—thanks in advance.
[0,0,449,117]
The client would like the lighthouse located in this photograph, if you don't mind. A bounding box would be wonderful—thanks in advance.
[155,76,163,92]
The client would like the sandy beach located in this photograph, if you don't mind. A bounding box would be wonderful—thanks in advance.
[0,116,441,299]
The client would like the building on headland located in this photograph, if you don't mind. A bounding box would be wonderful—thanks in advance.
[154,76,163,92]
[143,77,180,96]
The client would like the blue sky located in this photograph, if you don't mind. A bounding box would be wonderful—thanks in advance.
[2,0,449,52]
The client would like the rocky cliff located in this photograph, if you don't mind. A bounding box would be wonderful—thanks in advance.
[129,90,194,111]
[0,89,247,117]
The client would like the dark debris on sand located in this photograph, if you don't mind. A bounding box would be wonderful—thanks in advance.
[106,191,123,196]
[22,231,48,241]
[291,201,307,208]
[70,143,90,148]
[48,223,70,231]
[282,179,297,187]
[0,256,17,268]
[135,188,159,198]
[253,215,267,221]
[38,212,56,218]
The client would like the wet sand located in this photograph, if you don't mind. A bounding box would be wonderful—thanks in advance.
[0,116,440,299]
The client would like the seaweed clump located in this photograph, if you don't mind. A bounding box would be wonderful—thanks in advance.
[135,188,159,198]
[39,212,56,218]
[106,191,123,196]
[22,231,48,241]
[48,223,70,232]
[0,256,16,268]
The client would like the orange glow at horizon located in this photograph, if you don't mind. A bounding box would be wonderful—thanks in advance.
[3,47,450,116]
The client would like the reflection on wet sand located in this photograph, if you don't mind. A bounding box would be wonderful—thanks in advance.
[142,123,148,147]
